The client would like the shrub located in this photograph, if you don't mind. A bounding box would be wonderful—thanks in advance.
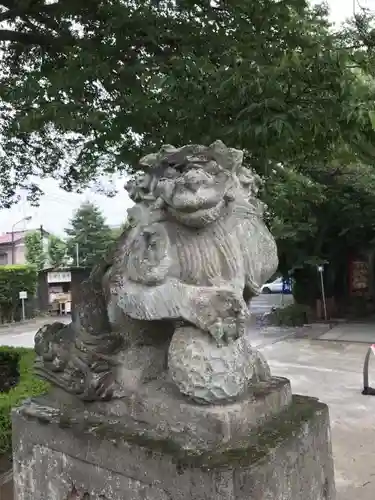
[267,303,313,327]
[0,347,49,455]
[0,349,19,392]
[0,265,38,322]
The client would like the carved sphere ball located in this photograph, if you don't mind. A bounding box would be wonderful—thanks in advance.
[168,326,270,404]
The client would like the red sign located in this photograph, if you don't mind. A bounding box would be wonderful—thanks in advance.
[349,258,369,296]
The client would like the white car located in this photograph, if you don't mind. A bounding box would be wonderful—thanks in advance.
[261,277,291,294]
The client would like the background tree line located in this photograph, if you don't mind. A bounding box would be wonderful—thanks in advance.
[25,202,123,270]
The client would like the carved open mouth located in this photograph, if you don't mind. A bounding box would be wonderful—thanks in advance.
[170,182,222,213]
[172,194,218,213]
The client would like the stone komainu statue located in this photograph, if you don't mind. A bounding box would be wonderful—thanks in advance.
[35,141,278,404]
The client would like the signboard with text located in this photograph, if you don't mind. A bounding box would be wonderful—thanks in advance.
[349,259,369,296]
[47,271,72,284]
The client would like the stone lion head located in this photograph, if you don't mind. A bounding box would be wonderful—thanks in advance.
[131,140,244,227]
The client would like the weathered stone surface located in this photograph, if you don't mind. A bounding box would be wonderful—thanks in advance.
[168,326,271,403]
[12,395,335,500]
[33,140,278,404]
[17,377,292,452]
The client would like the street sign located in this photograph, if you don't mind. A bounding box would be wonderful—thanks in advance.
[19,291,27,320]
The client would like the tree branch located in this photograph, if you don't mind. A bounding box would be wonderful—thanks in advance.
[0,7,21,22]
[0,1,71,37]
[0,28,56,45]
[0,27,77,48]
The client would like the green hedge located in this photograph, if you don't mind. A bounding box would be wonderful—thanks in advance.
[0,265,38,322]
[267,303,313,327]
[0,347,49,455]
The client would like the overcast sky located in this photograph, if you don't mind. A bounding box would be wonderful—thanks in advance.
[1,0,373,236]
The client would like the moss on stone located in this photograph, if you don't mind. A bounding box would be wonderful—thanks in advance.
[58,412,73,429]
[26,393,326,472]
[194,395,325,470]
[68,395,326,471]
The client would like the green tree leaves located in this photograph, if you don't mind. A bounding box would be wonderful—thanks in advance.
[0,1,375,204]
[47,235,67,268]
[0,265,38,322]
[24,231,45,271]
[2,0,375,305]
[65,202,115,269]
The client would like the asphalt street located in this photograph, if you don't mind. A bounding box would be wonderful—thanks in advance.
[249,292,294,314]
[0,316,70,348]
[0,294,293,348]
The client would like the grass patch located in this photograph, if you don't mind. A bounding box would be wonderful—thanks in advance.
[0,347,49,455]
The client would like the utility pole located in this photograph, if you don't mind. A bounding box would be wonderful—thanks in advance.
[76,243,79,267]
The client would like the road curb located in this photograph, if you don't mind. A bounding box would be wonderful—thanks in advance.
[294,322,336,340]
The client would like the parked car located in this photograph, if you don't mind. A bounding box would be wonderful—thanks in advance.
[261,277,293,294]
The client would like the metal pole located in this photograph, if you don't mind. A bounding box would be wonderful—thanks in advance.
[21,298,25,321]
[362,345,375,395]
[318,266,328,321]
[76,243,79,267]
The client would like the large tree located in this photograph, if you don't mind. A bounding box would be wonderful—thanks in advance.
[264,158,375,303]
[2,0,375,307]
[47,234,67,268]
[24,230,45,271]
[66,201,114,268]
[1,1,375,204]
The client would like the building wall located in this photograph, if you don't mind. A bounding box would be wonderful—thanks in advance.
[15,243,26,264]
[0,249,8,265]
[0,243,26,265]
[0,236,49,266]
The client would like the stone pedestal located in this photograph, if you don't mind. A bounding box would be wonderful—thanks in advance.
[12,377,335,500]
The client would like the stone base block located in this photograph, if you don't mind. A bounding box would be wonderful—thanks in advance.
[36,376,292,452]
[12,393,335,500]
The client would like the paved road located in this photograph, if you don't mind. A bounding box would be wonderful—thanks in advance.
[249,293,294,314]
[261,337,375,500]
[0,295,293,348]
[0,316,70,348]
